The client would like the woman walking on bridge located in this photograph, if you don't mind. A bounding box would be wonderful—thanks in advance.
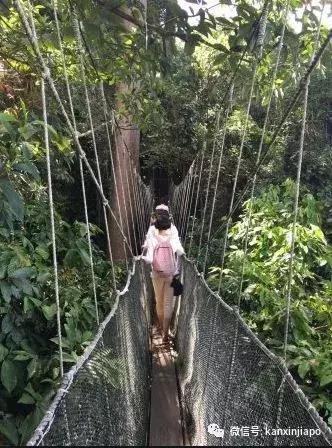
[143,208,184,343]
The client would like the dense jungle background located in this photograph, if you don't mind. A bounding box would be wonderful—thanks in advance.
[0,0,332,444]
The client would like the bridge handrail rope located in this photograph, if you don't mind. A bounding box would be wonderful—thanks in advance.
[27,258,139,446]
[183,1,271,424]
[180,256,332,444]
[275,1,326,435]
[14,0,153,390]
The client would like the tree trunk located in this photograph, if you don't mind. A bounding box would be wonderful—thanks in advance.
[109,1,146,260]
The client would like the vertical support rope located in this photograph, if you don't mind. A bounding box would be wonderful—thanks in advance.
[100,82,129,266]
[203,86,233,274]
[188,142,206,257]
[41,77,64,377]
[274,3,325,438]
[235,0,291,309]
[179,167,193,239]
[51,0,100,323]
[14,0,133,260]
[184,161,198,247]
[78,157,100,325]
[197,111,221,263]
[72,12,117,288]
[182,165,195,242]
[217,60,259,295]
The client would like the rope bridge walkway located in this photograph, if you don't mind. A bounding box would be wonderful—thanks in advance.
[8,0,332,445]
[28,257,332,446]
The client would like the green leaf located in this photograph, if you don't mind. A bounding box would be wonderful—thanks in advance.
[0,178,24,221]
[320,374,332,387]
[298,362,310,379]
[37,272,51,283]
[1,359,17,393]
[18,392,35,405]
[0,280,12,303]
[0,419,19,445]
[0,112,17,122]
[27,358,38,379]
[12,161,40,180]
[63,248,80,267]
[13,351,34,361]
[42,303,57,321]
[0,344,8,362]
[9,267,34,279]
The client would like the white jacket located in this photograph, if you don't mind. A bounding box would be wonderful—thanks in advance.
[142,224,185,267]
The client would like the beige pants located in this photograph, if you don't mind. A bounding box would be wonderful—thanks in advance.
[152,274,174,334]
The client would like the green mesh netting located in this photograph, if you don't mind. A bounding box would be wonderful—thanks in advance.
[175,258,332,446]
[28,260,153,446]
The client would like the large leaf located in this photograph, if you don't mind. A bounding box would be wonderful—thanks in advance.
[9,267,35,279]
[1,359,17,393]
[0,419,19,445]
[320,374,332,387]
[0,280,12,303]
[12,162,40,180]
[18,392,35,405]
[42,303,57,321]
[0,344,8,362]
[27,358,38,379]
[0,178,24,221]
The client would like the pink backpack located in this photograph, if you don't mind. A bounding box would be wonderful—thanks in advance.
[152,236,176,277]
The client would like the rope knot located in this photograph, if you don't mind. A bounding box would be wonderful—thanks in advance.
[103,199,109,207]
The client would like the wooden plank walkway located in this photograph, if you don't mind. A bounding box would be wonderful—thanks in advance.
[149,327,184,446]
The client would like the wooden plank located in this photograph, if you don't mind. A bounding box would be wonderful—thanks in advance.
[149,327,184,447]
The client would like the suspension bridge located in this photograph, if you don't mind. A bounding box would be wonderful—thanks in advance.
[5,0,332,445]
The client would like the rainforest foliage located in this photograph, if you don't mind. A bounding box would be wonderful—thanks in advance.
[0,0,332,444]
